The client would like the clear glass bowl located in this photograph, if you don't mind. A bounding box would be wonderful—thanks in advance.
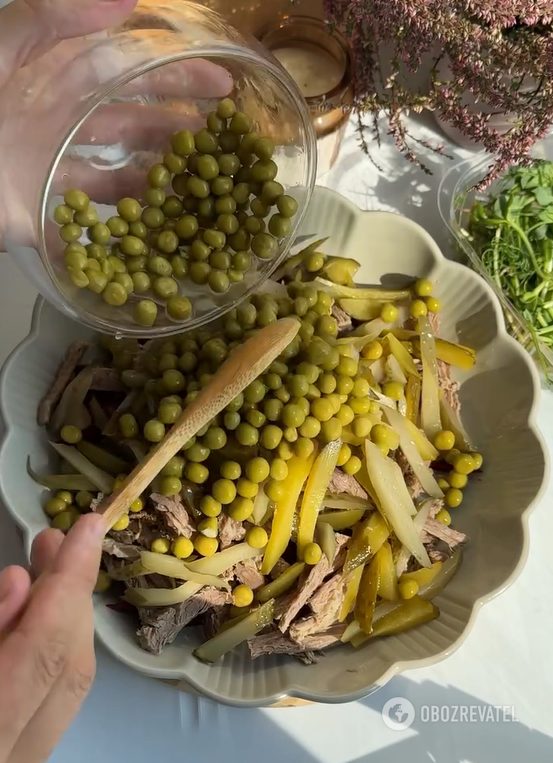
[437,142,553,379]
[1,0,316,337]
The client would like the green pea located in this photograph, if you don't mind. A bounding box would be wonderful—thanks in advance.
[118,235,142,257]
[214,195,237,215]
[84,258,100,272]
[218,153,240,176]
[105,216,128,238]
[65,242,87,256]
[119,413,139,439]
[203,229,226,249]
[131,272,151,294]
[178,351,196,373]
[216,214,239,235]
[86,243,107,261]
[148,164,171,189]
[237,302,257,327]
[171,128,195,156]
[67,268,88,288]
[59,223,82,243]
[188,240,209,262]
[86,270,108,294]
[206,110,226,134]
[64,189,89,211]
[101,259,115,280]
[158,401,183,425]
[54,204,73,225]
[287,374,309,398]
[148,255,173,277]
[197,154,220,180]
[187,442,210,463]
[244,409,264,429]
[207,271,229,293]
[235,167,251,184]
[112,273,133,294]
[102,282,128,306]
[171,255,188,279]
[163,152,186,174]
[116,197,142,222]
[217,98,236,120]
[251,160,278,182]
[133,300,158,327]
[250,198,269,218]
[88,222,110,245]
[230,183,249,205]
[252,232,278,260]
[189,261,210,284]
[202,426,227,450]
[185,462,209,484]
[259,424,282,450]
[194,128,219,154]
[161,456,185,478]
[269,214,292,238]
[172,174,189,197]
[235,422,259,446]
[173,214,197,240]
[212,176,233,196]
[263,398,283,422]
[209,249,231,270]
[74,206,98,227]
[142,207,165,229]
[282,403,305,428]
[261,181,284,204]
[65,249,88,270]
[277,194,298,218]
[186,175,210,199]
[157,230,179,254]
[229,252,250,273]
[163,368,186,393]
[153,276,178,299]
[216,130,237,153]
[166,295,192,320]
[230,111,252,134]
[161,196,184,219]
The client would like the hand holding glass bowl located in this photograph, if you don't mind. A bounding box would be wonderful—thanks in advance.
[1,0,316,337]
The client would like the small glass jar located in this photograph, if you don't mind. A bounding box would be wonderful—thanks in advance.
[259,16,353,178]
[1,0,316,337]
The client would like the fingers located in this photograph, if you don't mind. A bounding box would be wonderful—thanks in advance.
[53,157,152,205]
[0,514,104,758]
[50,512,105,590]
[7,617,96,763]
[121,58,233,99]
[0,567,31,636]
[0,0,137,90]
[30,529,65,579]
[73,103,203,150]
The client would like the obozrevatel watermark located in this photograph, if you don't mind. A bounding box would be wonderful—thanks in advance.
[381,697,519,731]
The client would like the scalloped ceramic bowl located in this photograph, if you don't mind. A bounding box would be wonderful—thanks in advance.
[0,187,548,706]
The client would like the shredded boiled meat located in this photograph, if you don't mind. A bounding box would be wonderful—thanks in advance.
[395,450,426,501]
[331,303,353,333]
[233,558,265,590]
[218,514,245,549]
[278,534,349,632]
[422,517,468,548]
[138,588,231,655]
[102,538,141,560]
[90,367,124,392]
[289,574,345,642]
[327,469,368,500]
[150,493,196,538]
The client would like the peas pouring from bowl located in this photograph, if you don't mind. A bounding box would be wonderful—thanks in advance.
[53,99,298,329]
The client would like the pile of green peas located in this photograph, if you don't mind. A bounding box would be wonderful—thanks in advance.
[92,281,411,557]
[54,98,298,327]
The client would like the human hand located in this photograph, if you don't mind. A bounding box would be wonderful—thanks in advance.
[0,0,232,248]
[0,513,106,763]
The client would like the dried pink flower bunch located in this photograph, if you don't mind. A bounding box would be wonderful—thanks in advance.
[321,0,553,181]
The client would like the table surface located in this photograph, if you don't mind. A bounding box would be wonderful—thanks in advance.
[1,111,553,763]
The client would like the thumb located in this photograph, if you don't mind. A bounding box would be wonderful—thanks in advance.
[0,0,137,90]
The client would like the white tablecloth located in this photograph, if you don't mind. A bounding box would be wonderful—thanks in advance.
[1,113,552,763]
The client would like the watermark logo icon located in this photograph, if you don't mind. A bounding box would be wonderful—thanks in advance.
[382,697,416,731]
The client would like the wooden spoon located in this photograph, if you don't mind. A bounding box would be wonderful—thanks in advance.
[96,316,300,529]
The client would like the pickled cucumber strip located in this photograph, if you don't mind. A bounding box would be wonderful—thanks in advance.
[49,442,113,493]
[194,600,275,664]
[351,596,439,646]
[256,562,305,603]
[297,439,341,557]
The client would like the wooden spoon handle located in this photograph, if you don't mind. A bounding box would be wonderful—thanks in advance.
[97,317,300,529]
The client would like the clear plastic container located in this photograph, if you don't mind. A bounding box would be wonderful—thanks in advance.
[1,0,316,337]
[437,143,553,378]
